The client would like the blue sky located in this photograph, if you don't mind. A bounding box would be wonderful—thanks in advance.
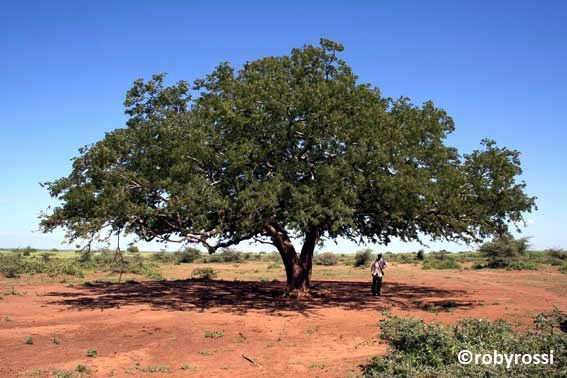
[1,0,565,252]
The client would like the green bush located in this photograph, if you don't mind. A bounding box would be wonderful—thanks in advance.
[314,252,338,266]
[126,245,139,253]
[175,248,202,263]
[354,249,373,267]
[545,248,567,261]
[191,267,217,280]
[479,236,530,268]
[364,309,567,378]
[0,254,24,278]
[559,262,567,274]
[150,251,178,264]
[416,249,425,261]
[422,256,461,270]
[505,260,538,271]
[0,254,85,278]
[218,248,242,262]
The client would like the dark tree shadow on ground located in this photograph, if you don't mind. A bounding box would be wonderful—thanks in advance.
[45,279,480,316]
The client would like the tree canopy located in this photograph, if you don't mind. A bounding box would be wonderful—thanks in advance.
[41,39,535,294]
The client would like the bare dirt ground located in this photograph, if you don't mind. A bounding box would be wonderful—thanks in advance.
[1,262,565,377]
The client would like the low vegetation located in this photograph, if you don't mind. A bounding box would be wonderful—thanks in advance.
[354,249,373,267]
[364,309,566,377]
[314,252,339,266]
[191,267,218,280]
[1,240,565,283]
[422,251,462,270]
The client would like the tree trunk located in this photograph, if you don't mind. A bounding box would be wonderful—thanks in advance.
[266,222,319,297]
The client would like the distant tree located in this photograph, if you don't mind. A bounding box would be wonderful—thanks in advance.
[479,235,530,268]
[40,39,535,296]
[416,249,425,261]
[126,245,140,253]
[354,249,373,267]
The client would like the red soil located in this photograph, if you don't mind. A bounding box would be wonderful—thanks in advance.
[0,264,565,377]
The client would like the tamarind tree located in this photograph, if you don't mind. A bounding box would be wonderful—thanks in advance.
[41,39,535,296]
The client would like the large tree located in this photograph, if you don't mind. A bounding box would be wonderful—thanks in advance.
[41,39,535,296]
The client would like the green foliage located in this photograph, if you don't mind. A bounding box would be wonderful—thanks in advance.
[416,249,425,261]
[204,330,224,339]
[86,349,97,357]
[52,369,73,378]
[384,252,416,264]
[176,247,202,263]
[0,253,84,278]
[191,267,217,280]
[75,364,89,374]
[478,236,534,269]
[354,249,373,267]
[505,260,538,271]
[559,262,567,274]
[314,252,338,266]
[24,336,33,345]
[364,309,567,377]
[422,251,462,270]
[141,366,171,373]
[41,39,535,267]
[126,245,139,253]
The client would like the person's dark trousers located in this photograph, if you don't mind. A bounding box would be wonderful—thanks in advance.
[372,275,382,296]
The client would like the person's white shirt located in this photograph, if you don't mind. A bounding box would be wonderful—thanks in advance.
[371,258,387,277]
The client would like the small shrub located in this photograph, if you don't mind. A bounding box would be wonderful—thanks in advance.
[416,249,425,261]
[305,326,319,335]
[176,247,202,263]
[52,369,73,378]
[51,336,61,345]
[204,330,224,339]
[86,349,97,357]
[314,252,338,266]
[219,248,243,262]
[363,309,566,377]
[75,364,89,373]
[506,260,538,270]
[545,248,567,260]
[141,365,171,373]
[422,257,461,270]
[479,235,530,268]
[354,249,373,267]
[191,267,217,280]
[0,254,24,278]
[180,364,196,371]
[24,336,33,345]
[126,245,139,253]
[559,262,567,274]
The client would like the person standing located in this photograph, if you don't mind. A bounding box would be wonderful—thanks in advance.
[371,253,388,296]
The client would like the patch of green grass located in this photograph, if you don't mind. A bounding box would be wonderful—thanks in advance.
[180,364,196,371]
[198,350,212,356]
[141,365,171,373]
[309,362,326,369]
[204,330,224,339]
[305,326,319,335]
[86,348,97,357]
[233,333,246,343]
[75,364,89,374]
[51,369,73,378]
[24,336,33,345]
